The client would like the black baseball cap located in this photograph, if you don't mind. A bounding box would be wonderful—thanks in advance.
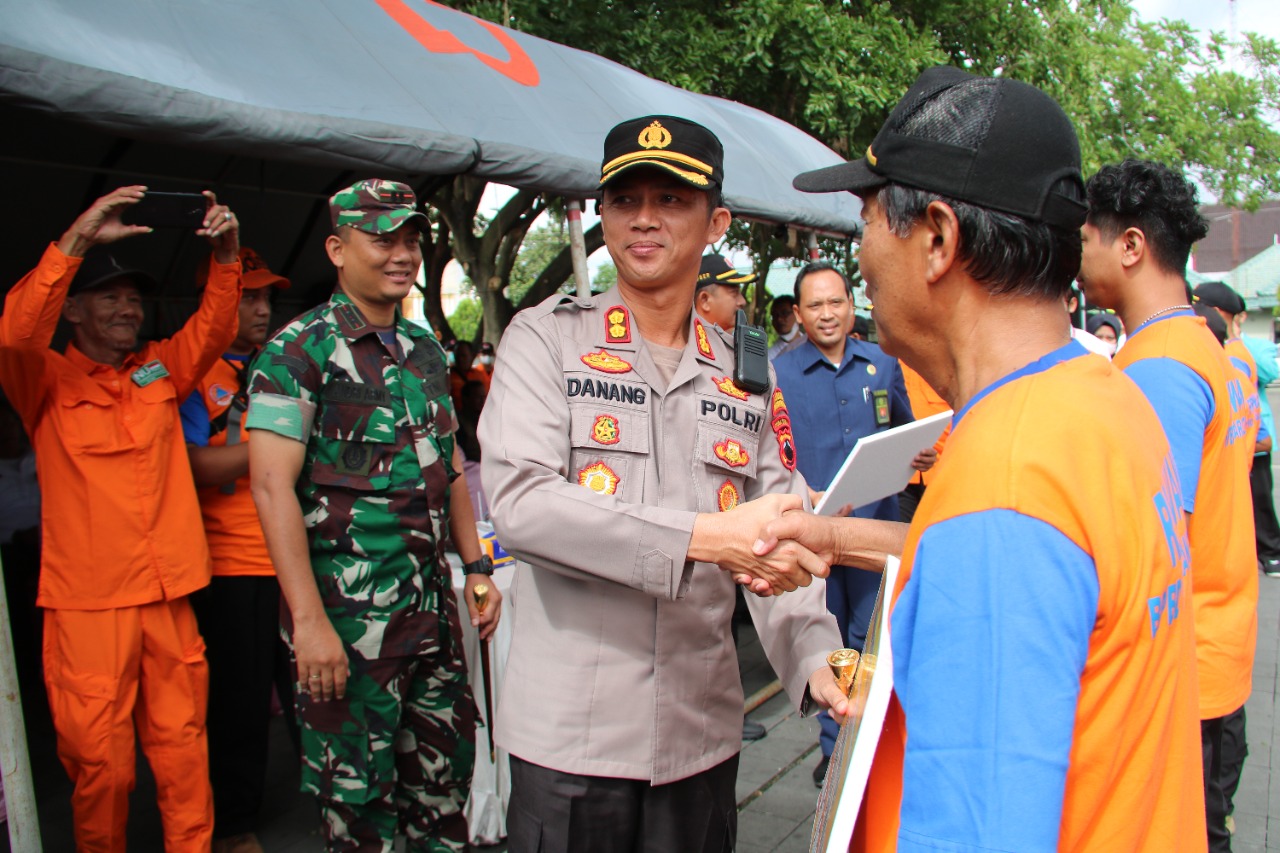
[600,116,724,190]
[68,249,158,297]
[696,253,757,290]
[1193,281,1245,316]
[793,66,1087,230]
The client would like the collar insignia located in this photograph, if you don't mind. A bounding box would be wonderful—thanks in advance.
[591,414,621,445]
[717,480,741,512]
[638,120,672,150]
[578,461,620,495]
[714,438,750,468]
[604,305,632,344]
[713,376,749,400]
[694,320,715,360]
[581,349,633,374]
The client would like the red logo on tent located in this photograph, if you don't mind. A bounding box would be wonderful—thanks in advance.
[377,0,540,87]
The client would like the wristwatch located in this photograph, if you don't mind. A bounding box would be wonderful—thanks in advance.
[463,555,494,576]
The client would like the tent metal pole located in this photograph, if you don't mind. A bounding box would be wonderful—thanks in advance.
[0,553,41,851]
[567,199,592,298]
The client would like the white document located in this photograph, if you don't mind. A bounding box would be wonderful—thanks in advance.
[813,411,951,516]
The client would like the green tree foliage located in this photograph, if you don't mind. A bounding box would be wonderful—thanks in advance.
[458,0,1279,210]
[448,296,483,344]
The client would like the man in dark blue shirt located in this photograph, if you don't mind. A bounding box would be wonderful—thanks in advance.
[772,260,925,785]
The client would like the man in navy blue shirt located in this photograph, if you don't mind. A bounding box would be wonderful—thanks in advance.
[772,260,930,785]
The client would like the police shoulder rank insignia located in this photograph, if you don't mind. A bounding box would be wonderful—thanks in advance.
[694,319,714,359]
[578,461,620,495]
[714,438,750,468]
[713,376,749,401]
[769,388,797,471]
[591,414,621,445]
[581,349,632,374]
[717,480,741,512]
[604,305,631,344]
[131,359,170,387]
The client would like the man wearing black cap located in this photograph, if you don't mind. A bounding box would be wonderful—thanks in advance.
[761,68,1204,850]
[480,116,846,851]
[180,246,293,853]
[1081,160,1257,852]
[694,252,751,333]
[0,185,242,849]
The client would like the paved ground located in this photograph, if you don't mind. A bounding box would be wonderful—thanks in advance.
[10,442,1280,851]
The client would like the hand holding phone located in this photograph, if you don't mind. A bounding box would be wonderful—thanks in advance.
[122,191,208,229]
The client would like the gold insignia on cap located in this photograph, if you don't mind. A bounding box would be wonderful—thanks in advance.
[639,120,673,150]
[866,145,878,167]
[714,438,750,468]
[591,414,621,445]
[717,480,741,512]
[578,461,620,495]
[581,349,633,374]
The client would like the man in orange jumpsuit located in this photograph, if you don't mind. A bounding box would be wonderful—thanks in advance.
[0,185,242,851]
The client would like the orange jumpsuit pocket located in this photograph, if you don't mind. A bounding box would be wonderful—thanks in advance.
[178,636,210,731]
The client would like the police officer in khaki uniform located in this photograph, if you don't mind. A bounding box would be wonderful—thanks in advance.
[479,116,847,852]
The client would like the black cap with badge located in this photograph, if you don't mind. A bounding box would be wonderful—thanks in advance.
[69,249,159,297]
[793,66,1087,231]
[600,116,724,190]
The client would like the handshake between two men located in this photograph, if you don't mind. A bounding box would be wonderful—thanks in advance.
[687,493,911,724]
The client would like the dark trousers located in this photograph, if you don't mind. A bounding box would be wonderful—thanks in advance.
[507,754,739,853]
[1220,706,1249,816]
[1203,714,1233,853]
[1251,453,1280,561]
[190,575,296,839]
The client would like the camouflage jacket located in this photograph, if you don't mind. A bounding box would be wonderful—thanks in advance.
[245,290,456,660]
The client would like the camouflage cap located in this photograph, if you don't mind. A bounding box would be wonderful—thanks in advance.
[329,179,428,235]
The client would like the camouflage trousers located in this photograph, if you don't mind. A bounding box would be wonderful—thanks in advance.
[293,648,477,852]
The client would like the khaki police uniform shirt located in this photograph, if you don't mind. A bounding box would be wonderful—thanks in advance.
[480,286,840,784]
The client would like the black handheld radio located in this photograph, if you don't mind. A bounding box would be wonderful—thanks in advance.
[733,309,770,394]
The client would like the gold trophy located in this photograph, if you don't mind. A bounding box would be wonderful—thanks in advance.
[827,648,860,698]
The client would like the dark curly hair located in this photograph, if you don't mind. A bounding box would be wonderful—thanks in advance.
[1085,160,1208,277]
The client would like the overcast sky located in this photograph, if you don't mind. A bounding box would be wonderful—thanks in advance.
[1130,0,1280,43]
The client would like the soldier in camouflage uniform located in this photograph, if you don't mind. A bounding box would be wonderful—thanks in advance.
[245,180,502,852]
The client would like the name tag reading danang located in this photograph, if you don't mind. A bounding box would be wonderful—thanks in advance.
[131,359,170,387]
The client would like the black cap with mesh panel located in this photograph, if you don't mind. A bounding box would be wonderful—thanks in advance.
[793,66,1087,230]
[1193,281,1246,316]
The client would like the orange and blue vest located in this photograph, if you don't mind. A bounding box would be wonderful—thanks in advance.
[1114,313,1257,719]
[854,343,1204,852]
[180,354,274,577]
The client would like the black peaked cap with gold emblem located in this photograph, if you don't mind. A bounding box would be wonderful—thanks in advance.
[600,116,724,189]
[697,253,757,290]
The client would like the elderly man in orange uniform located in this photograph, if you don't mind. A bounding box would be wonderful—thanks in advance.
[0,185,242,851]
